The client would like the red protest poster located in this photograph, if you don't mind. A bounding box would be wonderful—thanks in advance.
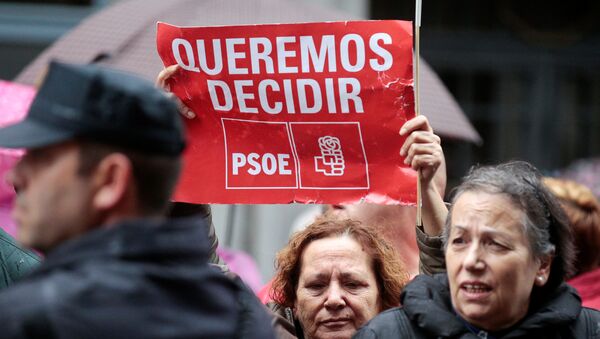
[156,20,416,204]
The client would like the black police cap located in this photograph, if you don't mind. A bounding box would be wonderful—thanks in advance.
[0,61,185,156]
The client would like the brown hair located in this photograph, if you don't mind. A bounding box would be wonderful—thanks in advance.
[76,140,182,215]
[544,177,600,276]
[270,217,408,311]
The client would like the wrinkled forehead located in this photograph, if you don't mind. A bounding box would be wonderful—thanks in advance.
[450,190,527,235]
[300,235,368,266]
[298,236,376,282]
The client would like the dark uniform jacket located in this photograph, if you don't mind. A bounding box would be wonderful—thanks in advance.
[0,228,40,288]
[0,217,275,339]
[353,273,600,338]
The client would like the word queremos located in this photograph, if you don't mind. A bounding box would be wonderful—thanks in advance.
[171,33,394,115]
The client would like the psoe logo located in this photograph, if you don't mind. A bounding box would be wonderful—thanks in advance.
[314,136,345,176]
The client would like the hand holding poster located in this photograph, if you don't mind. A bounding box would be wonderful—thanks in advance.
[156,20,416,204]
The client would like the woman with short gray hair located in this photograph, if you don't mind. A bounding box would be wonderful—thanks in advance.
[442,161,575,295]
[354,161,600,338]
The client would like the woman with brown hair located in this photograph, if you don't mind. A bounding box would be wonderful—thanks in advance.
[270,217,409,339]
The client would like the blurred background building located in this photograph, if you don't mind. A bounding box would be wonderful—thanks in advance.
[1,0,599,280]
[372,0,600,189]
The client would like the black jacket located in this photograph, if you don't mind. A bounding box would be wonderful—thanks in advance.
[0,217,275,339]
[354,274,600,339]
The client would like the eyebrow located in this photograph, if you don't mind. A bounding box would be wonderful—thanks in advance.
[452,225,507,237]
[303,272,330,281]
[305,271,363,281]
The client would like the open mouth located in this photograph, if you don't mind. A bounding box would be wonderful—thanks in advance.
[460,282,492,298]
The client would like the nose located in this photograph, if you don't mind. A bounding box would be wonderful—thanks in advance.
[323,282,346,310]
[463,242,485,272]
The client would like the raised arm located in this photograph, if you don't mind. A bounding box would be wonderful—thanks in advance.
[399,115,448,236]
[399,116,448,275]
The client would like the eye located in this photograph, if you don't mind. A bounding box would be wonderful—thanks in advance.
[24,149,55,168]
[487,240,508,251]
[344,281,359,289]
[306,282,326,291]
[451,237,465,245]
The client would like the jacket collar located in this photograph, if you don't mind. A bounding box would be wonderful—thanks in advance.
[401,273,582,338]
[32,216,210,275]
[402,274,466,337]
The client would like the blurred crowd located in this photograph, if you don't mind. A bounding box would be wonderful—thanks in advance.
[0,60,598,339]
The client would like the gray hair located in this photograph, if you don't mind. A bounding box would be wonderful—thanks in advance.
[444,161,575,291]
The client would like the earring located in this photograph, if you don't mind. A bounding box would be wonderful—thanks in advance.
[537,276,545,283]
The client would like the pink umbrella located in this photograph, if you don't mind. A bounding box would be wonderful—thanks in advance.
[0,80,35,237]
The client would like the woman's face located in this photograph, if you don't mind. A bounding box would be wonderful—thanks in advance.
[294,236,381,339]
[446,191,551,331]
